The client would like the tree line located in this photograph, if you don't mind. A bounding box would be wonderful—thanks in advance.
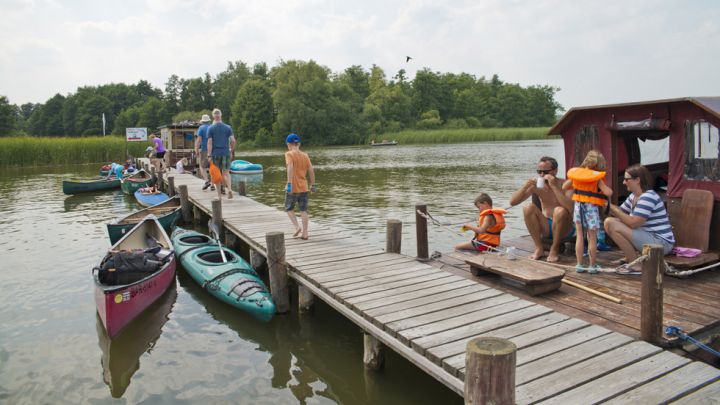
[0,60,563,146]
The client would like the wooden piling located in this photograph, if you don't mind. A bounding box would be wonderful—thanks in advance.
[363,333,385,370]
[250,249,266,269]
[415,204,429,261]
[266,231,289,314]
[178,185,191,222]
[225,231,238,250]
[298,285,315,313]
[641,244,664,345]
[150,166,156,184]
[464,337,516,405]
[211,199,223,235]
[167,176,175,197]
[193,205,202,225]
[386,219,402,254]
[158,170,165,192]
[237,181,246,196]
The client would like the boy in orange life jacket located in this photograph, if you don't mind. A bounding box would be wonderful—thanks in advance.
[455,193,507,252]
[562,150,613,274]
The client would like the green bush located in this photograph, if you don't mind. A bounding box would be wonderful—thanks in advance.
[445,118,468,129]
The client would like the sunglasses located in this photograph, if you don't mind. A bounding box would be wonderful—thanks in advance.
[623,176,637,181]
[536,169,552,174]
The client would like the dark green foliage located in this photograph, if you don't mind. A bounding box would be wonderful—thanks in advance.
[0,96,16,135]
[231,79,273,143]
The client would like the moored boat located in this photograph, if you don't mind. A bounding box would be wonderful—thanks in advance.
[229,159,263,174]
[106,196,181,244]
[171,227,275,322]
[134,188,170,207]
[93,215,176,338]
[370,140,398,146]
[63,176,122,195]
[120,169,153,195]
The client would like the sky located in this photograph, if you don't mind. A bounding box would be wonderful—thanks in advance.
[1,0,719,111]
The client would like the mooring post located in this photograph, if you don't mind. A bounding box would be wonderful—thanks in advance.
[211,199,223,235]
[298,284,315,313]
[237,180,246,197]
[266,231,289,314]
[641,244,664,345]
[178,184,191,222]
[193,205,203,225]
[464,337,516,405]
[415,204,429,261]
[225,231,238,251]
[158,170,165,192]
[250,249,266,269]
[363,333,385,370]
[167,176,176,197]
[150,166,156,184]
[386,219,402,254]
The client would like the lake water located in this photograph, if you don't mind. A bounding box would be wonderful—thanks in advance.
[0,140,564,404]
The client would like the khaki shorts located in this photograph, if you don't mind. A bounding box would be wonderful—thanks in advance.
[199,151,210,169]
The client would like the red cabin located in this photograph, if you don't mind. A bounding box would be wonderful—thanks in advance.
[549,97,720,250]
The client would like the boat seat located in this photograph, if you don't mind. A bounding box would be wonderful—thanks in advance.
[665,189,719,269]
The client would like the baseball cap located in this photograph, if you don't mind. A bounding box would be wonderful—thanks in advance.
[286,133,301,144]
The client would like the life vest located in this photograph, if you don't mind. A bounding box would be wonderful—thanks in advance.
[473,208,507,246]
[567,167,608,206]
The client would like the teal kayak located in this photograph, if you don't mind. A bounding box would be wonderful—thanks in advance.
[171,228,275,322]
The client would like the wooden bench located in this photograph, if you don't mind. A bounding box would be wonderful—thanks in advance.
[665,189,720,270]
[465,254,565,296]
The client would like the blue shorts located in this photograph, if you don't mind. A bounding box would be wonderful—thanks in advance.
[547,217,576,240]
[285,192,309,212]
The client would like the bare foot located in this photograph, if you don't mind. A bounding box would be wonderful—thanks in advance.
[546,253,560,263]
[301,234,309,240]
[293,228,302,237]
[530,249,544,260]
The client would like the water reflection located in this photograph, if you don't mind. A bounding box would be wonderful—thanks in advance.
[96,283,178,398]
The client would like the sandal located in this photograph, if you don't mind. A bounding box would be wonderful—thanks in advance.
[575,264,587,273]
[588,264,600,274]
[616,264,641,275]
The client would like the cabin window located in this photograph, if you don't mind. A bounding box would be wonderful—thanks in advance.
[573,125,599,166]
[684,121,720,182]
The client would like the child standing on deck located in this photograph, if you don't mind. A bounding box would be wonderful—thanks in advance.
[563,150,613,273]
[455,193,507,252]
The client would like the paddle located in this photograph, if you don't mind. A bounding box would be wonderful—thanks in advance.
[208,219,227,263]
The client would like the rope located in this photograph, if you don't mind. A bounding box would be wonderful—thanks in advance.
[666,326,720,358]
[664,260,720,277]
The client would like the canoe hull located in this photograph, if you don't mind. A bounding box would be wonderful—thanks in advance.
[134,189,170,207]
[63,178,121,194]
[171,228,275,322]
[120,170,153,195]
[106,197,181,244]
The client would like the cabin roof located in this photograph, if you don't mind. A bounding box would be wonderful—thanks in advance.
[157,120,202,129]
[548,96,720,135]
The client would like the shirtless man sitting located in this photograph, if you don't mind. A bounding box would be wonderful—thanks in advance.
[509,156,574,262]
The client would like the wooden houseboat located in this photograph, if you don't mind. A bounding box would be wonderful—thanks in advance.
[157,120,201,168]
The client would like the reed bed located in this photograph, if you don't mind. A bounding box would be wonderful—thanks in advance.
[370,127,552,144]
[0,136,151,167]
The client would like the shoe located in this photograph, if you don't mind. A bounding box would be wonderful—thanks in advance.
[228,191,233,199]
[616,264,641,275]
[221,186,226,195]
[202,181,211,190]
[588,264,600,274]
[210,185,216,191]
[575,264,587,273]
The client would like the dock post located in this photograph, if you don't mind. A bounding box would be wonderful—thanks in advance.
[363,333,385,370]
[298,284,315,313]
[193,205,203,225]
[225,231,238,251]
[238,180,246,196]
[167,176,175,197]
[211,199,223,235]
[415,204,429,261]
[641,244,664,345]
[386,219,402,254]
[464,337,516,405]
[250,249,266,269]
[266,231,289,314]
[150,166,156,184]
[158,170,165,192]
[178,185,191,222]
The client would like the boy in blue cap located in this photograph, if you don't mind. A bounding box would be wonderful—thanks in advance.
[284,133,316,239]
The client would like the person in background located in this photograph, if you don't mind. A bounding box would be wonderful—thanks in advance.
[195,114,213,191]
[284,133,316,240]
[562,150,613,273]
[605,164,675,273]
[105,162,124,179]
[207,108,236,200]
[454,193,506,252]
[175,157,188,174]
[149,134,166,173]
[509,156,575,262]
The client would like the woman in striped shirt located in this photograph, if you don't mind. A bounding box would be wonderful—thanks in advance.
[605,164,675,270]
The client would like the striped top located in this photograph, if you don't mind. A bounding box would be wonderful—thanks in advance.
[620,190,675,244]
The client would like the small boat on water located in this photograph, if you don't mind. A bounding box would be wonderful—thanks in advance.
[370,140,399,146]
[120,169,153,195]
[230,159,263,174]
[171,227,275,322]
[93,215,176,338]
[63,176,123,195]
[106,196,181,244]
[134,187,169,207]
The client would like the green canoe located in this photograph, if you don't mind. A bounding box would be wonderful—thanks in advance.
[120,169,154,195]
[62,176,122,195]
[106,196,181,245]
[171,228,275,322]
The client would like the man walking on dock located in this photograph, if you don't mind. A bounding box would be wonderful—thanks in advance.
[284,133,315,239]
[207,108,236,200]
[195,114,213,191]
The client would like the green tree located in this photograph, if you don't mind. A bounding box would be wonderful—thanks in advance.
[0,96,15,135]
[180,75,213,112]
[28,94,65,135]
[76,94,113,135]
[164,74,182,116]
[338,65,370,101]
[231,79,274,142]
[213,61,251,124]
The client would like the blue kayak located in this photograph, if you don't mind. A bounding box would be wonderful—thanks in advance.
[230,160,263,174]
[134,189,170,207]
[171,228,275,322]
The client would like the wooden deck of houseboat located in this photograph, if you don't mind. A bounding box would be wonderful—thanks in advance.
[140,160,720,402]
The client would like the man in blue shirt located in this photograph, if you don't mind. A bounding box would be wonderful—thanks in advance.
[207,108,236,200]
[195,114,213,190]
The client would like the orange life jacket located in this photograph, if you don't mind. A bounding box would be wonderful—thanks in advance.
[567,167,608,206]
[473,208,506,246]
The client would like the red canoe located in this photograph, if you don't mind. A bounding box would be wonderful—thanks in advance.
[93,215,176,338]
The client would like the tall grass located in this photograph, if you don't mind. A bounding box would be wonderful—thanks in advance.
[0,136,151,167]
[369,127,553,144]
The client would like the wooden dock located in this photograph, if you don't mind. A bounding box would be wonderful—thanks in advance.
[142,161,720,403]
